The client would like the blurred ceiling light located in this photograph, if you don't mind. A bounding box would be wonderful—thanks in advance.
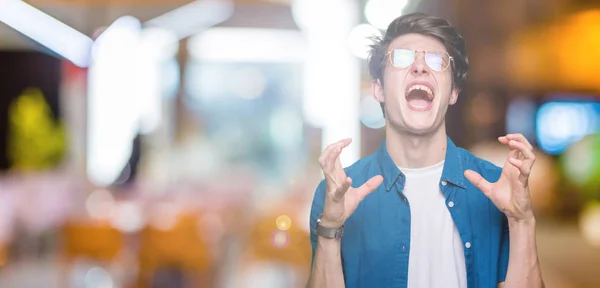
[188,28,306,62]
[87,16,142,187]
[138,27,179,61]
[92,16,141,62]
[294,0,360,166]
[0,0,93,67]
[348,24,381,59]
[365,0,409,30]
[145,0,234,40]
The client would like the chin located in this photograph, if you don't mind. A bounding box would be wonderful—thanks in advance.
[387,116,436,136]
[405,123,438,135]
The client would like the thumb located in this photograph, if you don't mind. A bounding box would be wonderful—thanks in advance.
[332,177,352,202]
[355,175,384,201]
[464,170,492,198]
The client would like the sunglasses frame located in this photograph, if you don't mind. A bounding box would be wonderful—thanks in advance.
[386,48,454,72]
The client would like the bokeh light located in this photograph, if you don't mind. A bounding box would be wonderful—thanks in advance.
[365,0,409,30]
[84,266,114,288]
[536,102,600,155]
[149,203,179,231]
[109,202,144,233]
[360,96,385,129]
[347,24,382,59]
[85,189,115,220]
[579,201,600,248]
[271,230,290,249]
[561,134,600,195]
[276,215,292,231]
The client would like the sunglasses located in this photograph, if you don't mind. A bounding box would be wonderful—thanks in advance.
[386,48,453,72]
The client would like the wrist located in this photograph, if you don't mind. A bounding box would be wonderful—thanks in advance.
[319,214,344,228]
[320,212,345,228]
[508,214,536,229]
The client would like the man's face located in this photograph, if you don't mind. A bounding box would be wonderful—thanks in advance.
[373,33,459,135]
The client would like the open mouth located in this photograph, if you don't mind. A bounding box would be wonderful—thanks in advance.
[405,83,434,111]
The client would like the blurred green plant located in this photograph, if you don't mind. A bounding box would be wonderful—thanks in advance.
[7,88,66,171]
[560,133,600,201]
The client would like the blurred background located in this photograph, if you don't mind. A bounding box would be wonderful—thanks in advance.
[0,0,599,287]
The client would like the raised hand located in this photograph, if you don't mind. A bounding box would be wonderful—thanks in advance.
[464,133,536,222]
[318,138,384,228]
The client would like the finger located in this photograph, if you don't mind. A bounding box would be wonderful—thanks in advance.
[505,133,533,150]
[508,157,531,177]
[318,144,338,169]
[508,140,535,160]
[497,136,509,145]
[355,175,384,201]
[326,140,353,173]
[325,146,342,172]
[464,170,493,198]
[332,177,352,201]
[319,138,353,171]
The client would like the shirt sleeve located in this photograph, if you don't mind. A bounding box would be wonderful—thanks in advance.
[309,180,326,269]
[497,213,510,283]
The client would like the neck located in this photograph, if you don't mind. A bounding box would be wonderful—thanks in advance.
[385,122,448,169]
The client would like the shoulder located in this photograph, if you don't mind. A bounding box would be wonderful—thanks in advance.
[457,146,503,182]
[343,152,379,180]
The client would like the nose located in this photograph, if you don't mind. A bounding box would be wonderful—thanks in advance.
[411,52,429,76]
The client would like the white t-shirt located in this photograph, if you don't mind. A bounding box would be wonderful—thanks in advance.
[400,161,467,288]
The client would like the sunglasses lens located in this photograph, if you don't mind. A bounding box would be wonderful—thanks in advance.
[392,49,415,68]
[425,52,450,71]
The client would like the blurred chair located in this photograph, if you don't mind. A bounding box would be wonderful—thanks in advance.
[237,210,312,288]
[60,220,125,287]
[62,221,124,262]
[137,212,213,288]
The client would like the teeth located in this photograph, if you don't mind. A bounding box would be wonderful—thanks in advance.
[406,84,433,96]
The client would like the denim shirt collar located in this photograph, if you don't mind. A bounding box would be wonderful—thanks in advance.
[376,136,466,191]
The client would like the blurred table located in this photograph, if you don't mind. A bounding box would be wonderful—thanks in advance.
[536,220,600,288]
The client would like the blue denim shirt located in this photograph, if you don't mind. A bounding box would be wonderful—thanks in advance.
[310,137,509,288]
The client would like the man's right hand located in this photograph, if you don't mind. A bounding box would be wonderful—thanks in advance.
[318,138,384,228]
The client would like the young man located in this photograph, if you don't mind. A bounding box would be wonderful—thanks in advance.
[307,13,544,288]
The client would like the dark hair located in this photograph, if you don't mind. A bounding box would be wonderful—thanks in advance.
[368,13,468,92]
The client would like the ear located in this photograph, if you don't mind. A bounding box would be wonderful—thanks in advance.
[372,79,385,103]
[449,87,460,105]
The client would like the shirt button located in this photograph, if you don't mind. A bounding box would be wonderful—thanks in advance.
[465,242,471,249]
[448,201,454,208]
[441,180,447,186]
[402,244,406,252]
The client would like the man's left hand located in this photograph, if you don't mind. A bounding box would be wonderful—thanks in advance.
[464,133,536,222]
